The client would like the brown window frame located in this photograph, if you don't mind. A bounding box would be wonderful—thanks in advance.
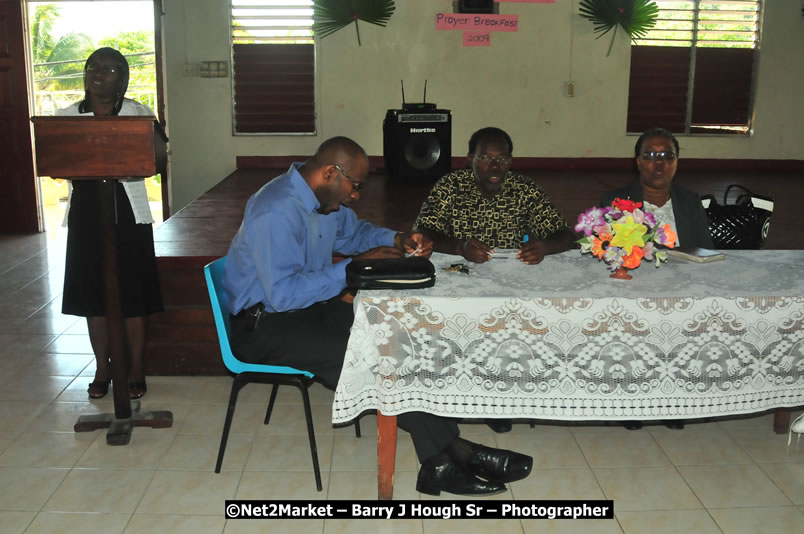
[626,0,762,135]
[230,1,316,135]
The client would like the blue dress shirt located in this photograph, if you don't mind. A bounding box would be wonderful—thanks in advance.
[222,163,396,314]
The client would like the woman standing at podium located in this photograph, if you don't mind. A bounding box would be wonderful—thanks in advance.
[56,47,163,400]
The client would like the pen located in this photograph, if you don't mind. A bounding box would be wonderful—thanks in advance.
[406,247,422,258]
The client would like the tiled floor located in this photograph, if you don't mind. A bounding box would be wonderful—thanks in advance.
[1,229,803,534]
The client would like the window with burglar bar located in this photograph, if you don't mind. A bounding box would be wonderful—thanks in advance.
[230,0,315,134]
[627,0,762,135]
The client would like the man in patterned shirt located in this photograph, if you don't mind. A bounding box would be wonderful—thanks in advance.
[415,127,574,434]
[414,127,574,264]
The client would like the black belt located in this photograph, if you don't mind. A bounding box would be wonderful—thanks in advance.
[233,303,265,330]
[233,303,302,320]
[233,303,262,318]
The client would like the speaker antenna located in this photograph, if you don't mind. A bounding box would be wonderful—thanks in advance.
[401,80,406,107]
[423,80,427,103]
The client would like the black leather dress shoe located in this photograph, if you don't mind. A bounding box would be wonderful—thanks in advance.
[416,452,506,497]
[465,443,533,484]
[664,420,685,430]
[623,421,644,430]
[486,419,513,433]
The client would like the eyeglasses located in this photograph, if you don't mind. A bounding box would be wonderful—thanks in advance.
[474,153,512,166]
[640,151,677,162]
[86,64,119,75]
[333,164,362,193]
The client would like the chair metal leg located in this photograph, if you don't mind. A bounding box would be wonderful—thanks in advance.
[354,419,361,438]
[215,375,248,473]
[298,379,323,492]
[264,383,280,425]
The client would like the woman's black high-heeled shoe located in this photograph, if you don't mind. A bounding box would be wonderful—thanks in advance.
[129,381,147,399]
[87,380,110,399]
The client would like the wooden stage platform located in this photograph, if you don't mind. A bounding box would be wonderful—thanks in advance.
[145,165,802,375]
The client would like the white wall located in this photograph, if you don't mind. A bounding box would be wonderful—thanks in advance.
[163,0,804,212]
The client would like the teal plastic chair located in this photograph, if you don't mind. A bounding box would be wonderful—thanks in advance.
[204,256,359,491]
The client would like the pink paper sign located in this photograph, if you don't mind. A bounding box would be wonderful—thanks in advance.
[435,13,519,32]
[463,31,491,47]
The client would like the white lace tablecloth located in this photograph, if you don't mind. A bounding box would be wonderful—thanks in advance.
[333,250,804,423]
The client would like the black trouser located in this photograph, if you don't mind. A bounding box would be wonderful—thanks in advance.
[230,299,459,462]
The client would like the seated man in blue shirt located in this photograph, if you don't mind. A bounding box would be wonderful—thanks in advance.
[223,136,533,496]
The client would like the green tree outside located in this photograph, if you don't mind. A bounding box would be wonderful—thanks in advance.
[639,1,758,49]
[30,3,94,91]
[30,4,157,113]
[99,31,157,109]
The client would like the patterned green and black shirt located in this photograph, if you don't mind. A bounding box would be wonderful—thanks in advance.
[414,169,568,249]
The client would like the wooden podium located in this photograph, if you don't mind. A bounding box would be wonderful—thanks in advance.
[31,116,172,445]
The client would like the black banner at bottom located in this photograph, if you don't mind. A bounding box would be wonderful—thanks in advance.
[225,500,614,520]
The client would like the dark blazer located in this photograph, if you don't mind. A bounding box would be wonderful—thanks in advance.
[601,182,715,249]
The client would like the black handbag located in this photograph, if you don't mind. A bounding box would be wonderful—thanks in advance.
[346,257,436,289]
[701,184,774,250]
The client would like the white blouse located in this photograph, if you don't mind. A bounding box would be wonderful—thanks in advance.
[643,198,680,247]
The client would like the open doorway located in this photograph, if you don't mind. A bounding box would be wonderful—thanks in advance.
[26,1,162,236]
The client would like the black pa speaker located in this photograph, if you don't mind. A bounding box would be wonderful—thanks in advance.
[383,109,451,180]
[458,0,494,14]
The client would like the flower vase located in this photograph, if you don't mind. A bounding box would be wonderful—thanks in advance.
[610,266,633,280]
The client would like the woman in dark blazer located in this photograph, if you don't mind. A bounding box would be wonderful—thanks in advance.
[601,128,714,249]
[602,128,714,431]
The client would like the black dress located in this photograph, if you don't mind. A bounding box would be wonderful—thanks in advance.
[61,180,163,318]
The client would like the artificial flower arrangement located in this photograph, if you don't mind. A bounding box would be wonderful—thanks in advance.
[574,198,677,276]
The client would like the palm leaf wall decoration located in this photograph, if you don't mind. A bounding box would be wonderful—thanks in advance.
[313,0,396,46]
[579,0,659,56]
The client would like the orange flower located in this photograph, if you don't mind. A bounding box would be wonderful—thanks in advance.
[591,232,613,259]
[591,239,605,258]
[661,224,677,249]
[622,247,644,269]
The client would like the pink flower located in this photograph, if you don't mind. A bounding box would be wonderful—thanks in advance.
[642,241,655,260]
[575,206,611,236]
[632,208,657,229]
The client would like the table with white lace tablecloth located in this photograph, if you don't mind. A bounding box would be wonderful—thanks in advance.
[332,250,804,498]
